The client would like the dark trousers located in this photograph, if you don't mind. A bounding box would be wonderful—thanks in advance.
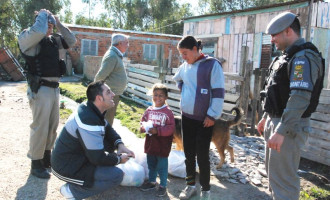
[182,115,213,191]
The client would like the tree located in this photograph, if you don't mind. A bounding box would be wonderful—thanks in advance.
[0,0,20,51]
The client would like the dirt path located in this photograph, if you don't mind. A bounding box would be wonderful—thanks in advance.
[4,80,323,200]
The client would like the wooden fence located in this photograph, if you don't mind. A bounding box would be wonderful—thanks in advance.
[123,47,262,136]
[301,89,330,166]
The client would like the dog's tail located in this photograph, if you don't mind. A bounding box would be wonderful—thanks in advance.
[227,107,243,127]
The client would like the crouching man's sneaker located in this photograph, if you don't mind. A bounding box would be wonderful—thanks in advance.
[60,183,75,200]
[200,190,210,200]
[179,185,197,199]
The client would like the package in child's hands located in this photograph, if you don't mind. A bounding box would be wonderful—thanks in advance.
[117,159,145,186]
[168,150,186,178]
[141,120,153,136]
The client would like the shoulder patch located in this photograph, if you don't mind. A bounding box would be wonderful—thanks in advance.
[289,57,313,91]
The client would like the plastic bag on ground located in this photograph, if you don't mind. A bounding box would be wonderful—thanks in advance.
[117,158,145,187]
[168,150,186,178]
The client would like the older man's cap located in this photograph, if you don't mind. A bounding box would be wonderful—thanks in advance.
[266,12,297,35]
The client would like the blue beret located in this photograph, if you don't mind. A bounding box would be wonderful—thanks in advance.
[48,14,56,25]
[266,12,297,35]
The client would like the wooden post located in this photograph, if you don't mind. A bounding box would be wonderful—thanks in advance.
[157,44,167,83]
[238,46,251,136]
[251,68,261,135]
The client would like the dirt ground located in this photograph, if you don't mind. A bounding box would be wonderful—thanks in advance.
[0,81,329,200]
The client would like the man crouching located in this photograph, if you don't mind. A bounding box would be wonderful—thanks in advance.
[51,81,135,200]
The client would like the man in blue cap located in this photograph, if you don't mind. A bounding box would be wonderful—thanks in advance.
[18,9,76,179]
[257,12,324,200]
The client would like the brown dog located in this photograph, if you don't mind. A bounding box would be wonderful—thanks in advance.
[173,107,243,169]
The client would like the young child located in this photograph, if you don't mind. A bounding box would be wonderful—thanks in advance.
[140,83,175,197]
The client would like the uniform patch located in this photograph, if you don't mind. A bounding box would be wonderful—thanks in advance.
[293,65,303,81]
[289,57,313,91]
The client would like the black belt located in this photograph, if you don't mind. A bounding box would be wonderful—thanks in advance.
[40,80,59,88]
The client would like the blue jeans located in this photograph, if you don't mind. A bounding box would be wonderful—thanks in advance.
[147,154,168,187]
[69,166,123,200]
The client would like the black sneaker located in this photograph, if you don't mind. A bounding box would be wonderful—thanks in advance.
[157,186,167,197]
[140,182,156,191]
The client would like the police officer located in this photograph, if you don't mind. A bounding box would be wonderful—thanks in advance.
[18,9,76,179]
[257,12,324,200]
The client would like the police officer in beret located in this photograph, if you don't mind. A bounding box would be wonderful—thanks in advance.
[257,12,324,200]
[18,9,76,179]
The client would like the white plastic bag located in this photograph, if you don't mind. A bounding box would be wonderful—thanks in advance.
[117,159,145,187]
[168,150,186,178]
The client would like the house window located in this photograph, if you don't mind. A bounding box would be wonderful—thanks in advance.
[143,44,157,60]
[81,39,98,56]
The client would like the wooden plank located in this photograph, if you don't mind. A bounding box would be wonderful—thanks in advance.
[127,63,156,71]
[127,83,148,93]
[126,88,151,101]
[223,102,236,112]
[120,94,150,108]
[317,1,330,28]
[168,92,181,101]
[228,34,235,73]
[321,89,330,97]
[253,33,262,69]
[222,35,230,72]
[306,136,330,150]
[311,112,330,122]
[301,150,330,166]
[319,95,330,104]
[303,145,330,158]
[224,93,239,103]
[127,67,159,78]
[310,119,330,130]
[232,34,239,73]
[164,83,179,91]
[224,72,244,82]
[315,103,330,114]
[167,99,180,108]
[310,127,330,141]
[164,75,175,82]
[127,71,161,84]
[127,77,153,89]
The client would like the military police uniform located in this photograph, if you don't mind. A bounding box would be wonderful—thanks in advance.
[18,10,76,178]
[261,12,324,200]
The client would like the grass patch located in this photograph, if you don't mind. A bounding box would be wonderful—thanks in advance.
[59,82,87,103]
[60,108,72,120]
[59,82,147,138]
[300,187,330,200]
[116,97,147,138]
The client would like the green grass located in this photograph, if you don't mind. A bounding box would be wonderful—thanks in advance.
[115,97,146,138]
[59,108,72,119]
[59,82,87,103]
[59,82,147,137]
[300,187,330,200]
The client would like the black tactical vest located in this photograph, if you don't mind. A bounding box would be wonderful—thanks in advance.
[22,36,61,77]
[261,42,325,118]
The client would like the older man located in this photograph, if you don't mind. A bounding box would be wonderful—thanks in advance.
[257,12,324,200]
[94,34,129,125]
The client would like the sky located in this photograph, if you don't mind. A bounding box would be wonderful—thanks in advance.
[66,0,199,20]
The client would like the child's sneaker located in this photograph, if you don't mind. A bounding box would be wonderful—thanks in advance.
[200,190,210,200]
[157,186,167,197]
[179,185,197,199]
[140,182,156,191]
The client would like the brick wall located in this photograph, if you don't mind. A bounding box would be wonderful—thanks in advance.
[66,25,182,74]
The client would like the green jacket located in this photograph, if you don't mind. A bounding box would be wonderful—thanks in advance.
[94,46,128,95]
